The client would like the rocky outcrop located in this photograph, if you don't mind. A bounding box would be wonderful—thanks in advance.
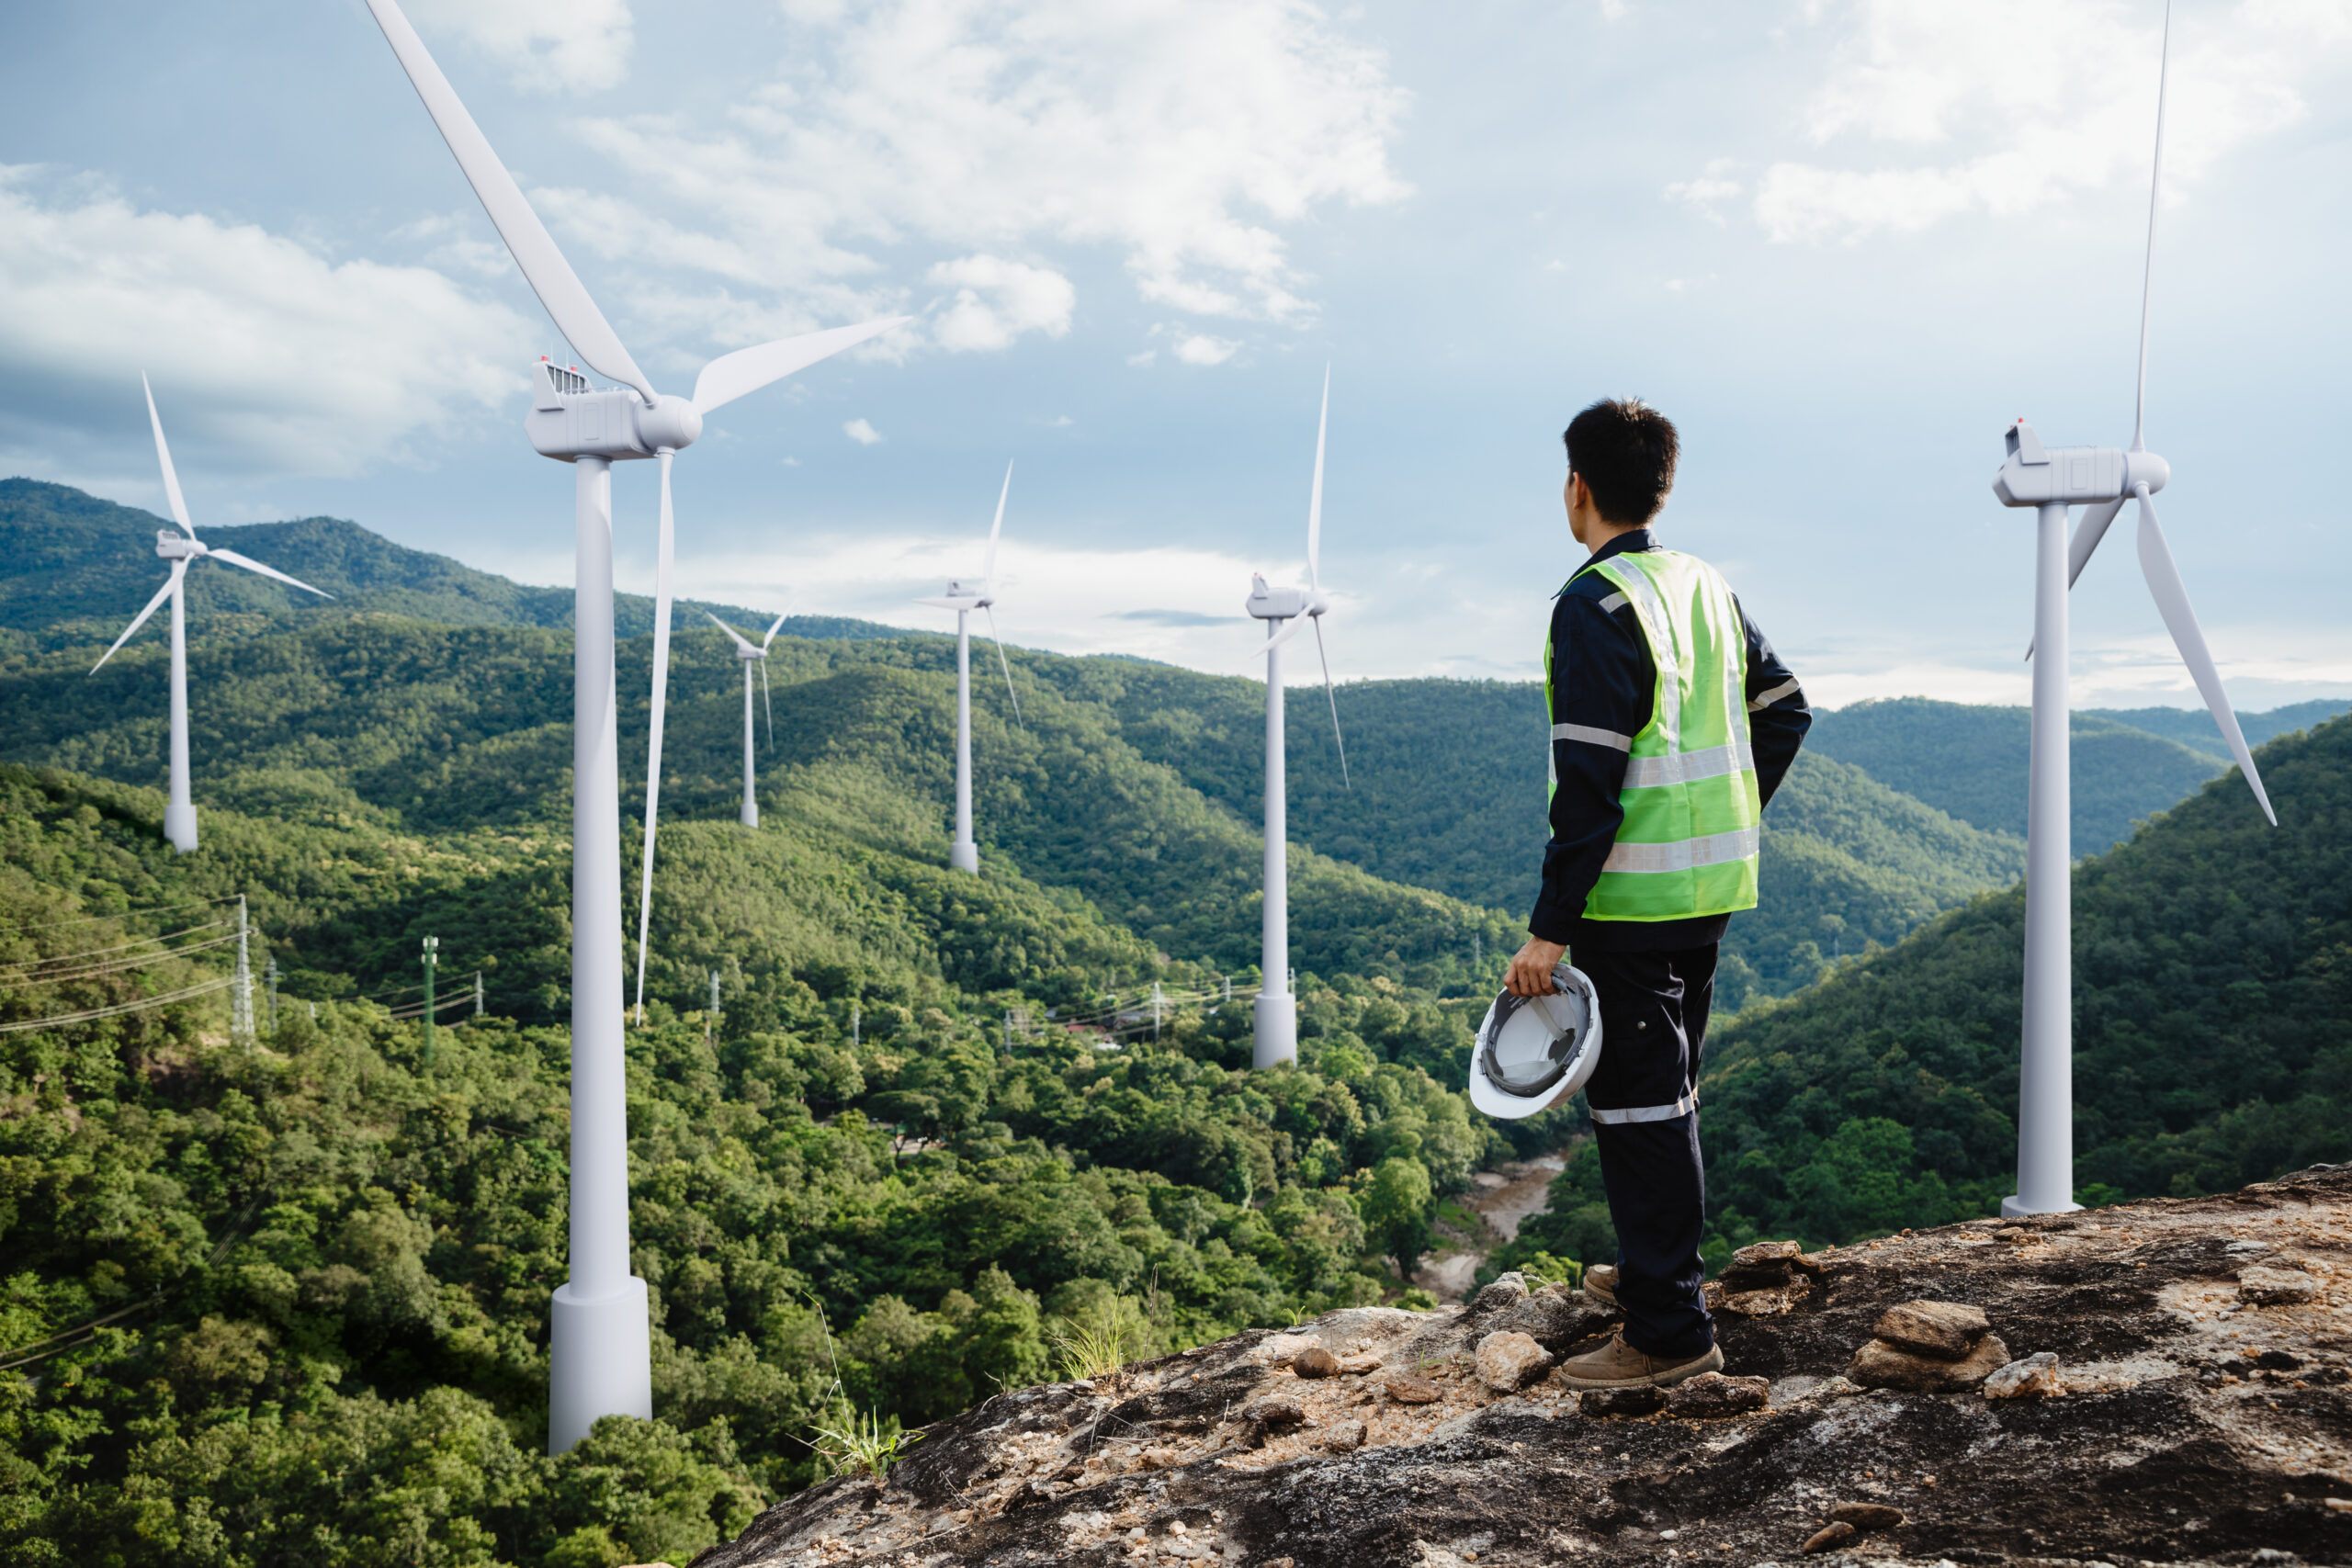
[694,1167,2352,1567]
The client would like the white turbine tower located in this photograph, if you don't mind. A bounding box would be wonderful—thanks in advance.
[916,463,1023,874]
[702,610,788,829]
[1992,0,2274,1218]
[1242,369,1350,1069]
[92,376,331,853]
[359,0,907,1451]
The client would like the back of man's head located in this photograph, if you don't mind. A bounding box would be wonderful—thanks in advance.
[1563,399,1679,526]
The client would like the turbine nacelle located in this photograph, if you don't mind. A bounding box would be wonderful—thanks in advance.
[526,361,704,463]
[156,531,204,561]
[1992,419,2170,508]
[919,581,989,613]
[1245,574,1324,620]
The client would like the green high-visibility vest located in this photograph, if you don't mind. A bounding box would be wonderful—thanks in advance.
[1544,547,1761,921]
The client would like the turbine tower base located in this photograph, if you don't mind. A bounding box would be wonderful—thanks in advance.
[950,840,979,874]
[741,802,759,829]
[2000,1192,2083,1219]
[164,804,198,855]
[1252,991,1296,1068]
[548,1276,652,1452]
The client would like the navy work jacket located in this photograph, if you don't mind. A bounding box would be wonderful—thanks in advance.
[1530,528,1812,951]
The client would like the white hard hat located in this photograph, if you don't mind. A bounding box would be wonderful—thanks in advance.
[1466,964,1603,1121]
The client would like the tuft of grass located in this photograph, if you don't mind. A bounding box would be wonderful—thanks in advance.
[812,1408,922,1481]
[1048,1292,1158,1386]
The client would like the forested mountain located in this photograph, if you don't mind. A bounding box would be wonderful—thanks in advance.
[0,478,899,650]
[0,759,1539,1562]
[1805,694,2347,851]
[2087,699,2351,761]
[6,479,2348,1564]
[20,479,2324,1010]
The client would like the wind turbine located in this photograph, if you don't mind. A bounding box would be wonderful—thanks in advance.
[358,0,907,1452]
[702,609,788,828]
[1991,0,2274,1218]
[1242,368,1350,1069]
[91,376,330,853]
[916,463,1023,874]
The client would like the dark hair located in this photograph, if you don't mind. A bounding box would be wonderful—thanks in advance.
[1562,398,1679,525]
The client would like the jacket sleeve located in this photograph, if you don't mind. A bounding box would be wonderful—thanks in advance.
[1737,596,1811,808]
[1529,592,1654,944]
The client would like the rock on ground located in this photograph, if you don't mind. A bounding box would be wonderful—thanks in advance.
[1473,1332,1552,1393]
[1849,1330,2011,1392]
[693,1166,2352,1568]
[1982,1351,2065,1400]
[1871,1298,1992,1358]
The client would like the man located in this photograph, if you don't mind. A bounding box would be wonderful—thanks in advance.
[1504,398,1810,1389]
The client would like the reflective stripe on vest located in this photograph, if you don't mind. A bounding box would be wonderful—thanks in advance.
[1546,547,1762,922]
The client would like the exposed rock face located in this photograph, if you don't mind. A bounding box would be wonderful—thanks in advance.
[695,1167,2352,1567]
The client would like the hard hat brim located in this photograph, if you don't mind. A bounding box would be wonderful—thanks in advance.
[1465,965,1603,1122]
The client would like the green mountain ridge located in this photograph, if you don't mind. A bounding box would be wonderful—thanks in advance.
[1807,694,2350,851]
[0,477,905,651]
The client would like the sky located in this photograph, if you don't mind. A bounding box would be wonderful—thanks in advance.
[3,0,2348,713]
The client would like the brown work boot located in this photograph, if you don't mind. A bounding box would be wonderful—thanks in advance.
[1551,1333,1723,1391]
[1582,1264,1619,1306]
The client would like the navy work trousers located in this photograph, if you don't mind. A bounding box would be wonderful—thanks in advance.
[1571,942,1717,1360]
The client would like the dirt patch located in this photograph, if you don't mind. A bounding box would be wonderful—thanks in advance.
[1413,1153,1570,1301]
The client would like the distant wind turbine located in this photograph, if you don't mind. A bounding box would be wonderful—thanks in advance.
[1240,368,1349,1068]
[705,609,787,829]
[916,463,1023,874]
[92,376,330,853]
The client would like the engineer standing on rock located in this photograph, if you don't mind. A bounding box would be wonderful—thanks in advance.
[1504,398,1811,1388]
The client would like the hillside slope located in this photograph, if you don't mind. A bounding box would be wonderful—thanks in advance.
[0,756,1530,1564]
[0,619,1517,1002]
[1694,712,2352,1247]
[1806,695,2243,851]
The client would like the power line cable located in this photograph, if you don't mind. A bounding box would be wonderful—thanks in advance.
[0,975,236,1035]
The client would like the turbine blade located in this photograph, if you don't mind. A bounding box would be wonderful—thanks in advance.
[91,563,182,673]
[690,317,912,415]
[916,595,977,611]
[2134,488,2276,825]
[1240,615,1314,671]
[209,548,333,598]
[2025,497,2130,660]
[985,604,1023,727]
[761,609,790,649]
[982,461,1012,590]
[359,0,656,404]
[1306,366,1329,592]
[700,608,757,654]
[1312,614,1349,789]
[142,374,194,537]
[2132,0,2174,452]
[633,450,678,1021]
[760,657,773,747]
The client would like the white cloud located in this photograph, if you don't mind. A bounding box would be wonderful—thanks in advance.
[843,417,884,445]
[924,254,1076,351]
[1689,0,2348,243]
[1172,333,1241,367]
[408,0,634,94]
[553,0,1409,345]
[0,169,531,477]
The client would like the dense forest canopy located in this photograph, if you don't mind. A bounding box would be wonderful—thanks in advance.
[4,475,2347,1565]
